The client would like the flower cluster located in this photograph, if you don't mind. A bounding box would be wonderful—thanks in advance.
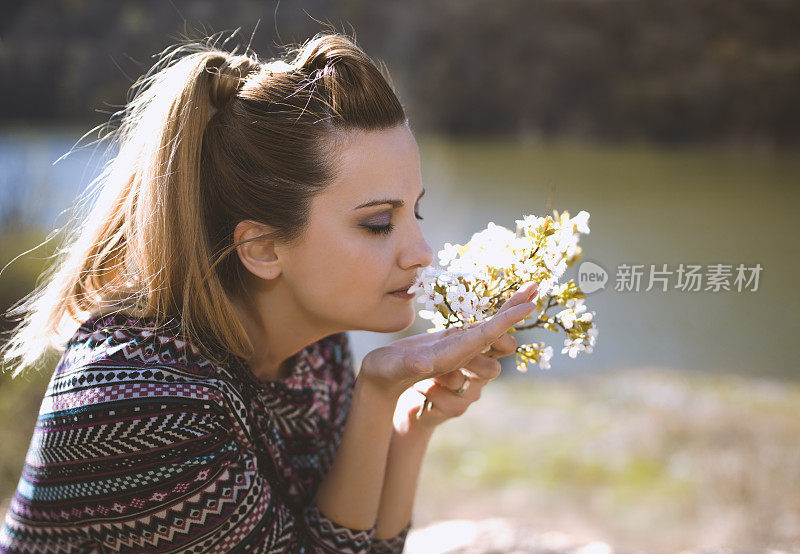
[408,209,598,372]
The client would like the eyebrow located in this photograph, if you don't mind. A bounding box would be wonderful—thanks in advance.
[354,188,426,210]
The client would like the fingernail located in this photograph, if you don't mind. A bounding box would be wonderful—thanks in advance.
[517,282,537,299]
[519,282,534,293]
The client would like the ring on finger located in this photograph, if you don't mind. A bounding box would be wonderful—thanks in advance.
[453,372,471,395]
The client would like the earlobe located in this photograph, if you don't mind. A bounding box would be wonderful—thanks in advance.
[233,220,282,281]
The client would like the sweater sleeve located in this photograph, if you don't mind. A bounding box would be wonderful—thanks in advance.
[0,369,378,553]
[369,523,413,553]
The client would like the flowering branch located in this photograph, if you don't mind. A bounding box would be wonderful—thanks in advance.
[407,209,599,376]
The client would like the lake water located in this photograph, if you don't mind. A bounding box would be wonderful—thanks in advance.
[1,128,798,380]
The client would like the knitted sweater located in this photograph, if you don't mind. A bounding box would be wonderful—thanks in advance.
[0,313,411,553]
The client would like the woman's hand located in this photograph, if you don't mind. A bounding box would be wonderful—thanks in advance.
[392,329,519,432]
[359,281,538,403]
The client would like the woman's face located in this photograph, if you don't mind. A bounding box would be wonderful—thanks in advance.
[276,123,435,334]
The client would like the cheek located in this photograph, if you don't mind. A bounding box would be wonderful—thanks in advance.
[304,234,393,298]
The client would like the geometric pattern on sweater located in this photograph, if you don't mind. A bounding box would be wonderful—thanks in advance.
[0,312,411,553]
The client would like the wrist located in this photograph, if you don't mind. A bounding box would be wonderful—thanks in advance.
[390,416,434,455]
[394,417,436,440]
[355,372,402,406]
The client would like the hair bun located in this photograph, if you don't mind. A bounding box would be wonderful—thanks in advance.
[207,54,261,114]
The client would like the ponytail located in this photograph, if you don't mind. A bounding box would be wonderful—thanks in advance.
[1,31,406,377]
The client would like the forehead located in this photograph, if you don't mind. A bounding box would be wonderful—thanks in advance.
[321,125,421,207]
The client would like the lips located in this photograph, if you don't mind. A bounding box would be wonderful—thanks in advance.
[390,279,419,294]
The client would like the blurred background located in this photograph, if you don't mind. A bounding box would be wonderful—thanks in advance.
[1,1,798,552]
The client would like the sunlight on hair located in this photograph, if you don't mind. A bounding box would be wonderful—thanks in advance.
[0,29,407,378]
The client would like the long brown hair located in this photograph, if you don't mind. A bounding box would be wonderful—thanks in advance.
[1,30,407,377]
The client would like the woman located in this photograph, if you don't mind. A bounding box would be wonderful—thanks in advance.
[0,31,537,553]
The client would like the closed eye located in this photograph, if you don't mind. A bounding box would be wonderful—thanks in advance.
[362,211,424,236]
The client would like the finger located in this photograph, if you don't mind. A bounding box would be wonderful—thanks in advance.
[431,368,489,392]
[414,379,482,415]
[430,369,468,392]
[470,301,537,354]
[481,344,507,359]
[495,281,538,316]
[431,301,535,373]
[462,282,537,338]
[482,333,517,358]
[469,281,538,325]
[462,354,503,380]
[420,282,536,379]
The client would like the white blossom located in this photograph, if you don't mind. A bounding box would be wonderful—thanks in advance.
[539,345,554,370]
[572,210,591,234]
[419,309,448,328]
[422,291,444,312]
[536,276,557,299]
[438,242,462,267]
[458,223,518,271]
[515,214,546,233]
[415,210,597,369]
[561,337,586,359]
[446,283,482,317]
[566,298,587,315]
[556,308,577,330]
[510,236,532,253]
[515,256,538,280]
[555,225,576,250]
[542,249,567,279]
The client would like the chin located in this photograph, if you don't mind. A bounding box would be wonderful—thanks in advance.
[366,307,415,334]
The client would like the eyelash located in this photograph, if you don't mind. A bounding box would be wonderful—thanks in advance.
[364,212,424,235]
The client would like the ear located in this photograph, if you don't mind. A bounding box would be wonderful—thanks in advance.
[233,220,282,281]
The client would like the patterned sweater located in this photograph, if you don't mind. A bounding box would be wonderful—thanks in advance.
[0,313,411,553]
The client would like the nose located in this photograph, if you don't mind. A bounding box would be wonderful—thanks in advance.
[400,227,435,270]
